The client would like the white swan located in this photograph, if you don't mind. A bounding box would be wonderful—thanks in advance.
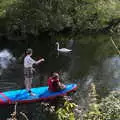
[56,42,72,53]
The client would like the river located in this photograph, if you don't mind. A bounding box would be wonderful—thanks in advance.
[0,33,120,119]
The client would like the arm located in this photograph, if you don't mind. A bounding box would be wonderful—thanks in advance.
[29,57,44,65]
[35,58,45,64]
[29,57,36,64]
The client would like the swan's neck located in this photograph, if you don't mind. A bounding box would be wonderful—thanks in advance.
[57,43,59,50]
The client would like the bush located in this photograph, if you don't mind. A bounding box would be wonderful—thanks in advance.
[100,91,120,120]
[83,83,120,120]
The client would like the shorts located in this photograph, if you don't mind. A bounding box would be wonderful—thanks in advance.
[24,67,33,79]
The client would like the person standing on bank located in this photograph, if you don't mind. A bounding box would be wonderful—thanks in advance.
[24,48,45,96]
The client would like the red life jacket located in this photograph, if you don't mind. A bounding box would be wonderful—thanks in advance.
[48,77,59,92]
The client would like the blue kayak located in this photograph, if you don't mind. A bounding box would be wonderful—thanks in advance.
[0,84,77,104]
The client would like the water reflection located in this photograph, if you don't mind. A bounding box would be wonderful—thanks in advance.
[94,55,120,96]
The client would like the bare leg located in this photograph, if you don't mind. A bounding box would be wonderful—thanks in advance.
[25,78,36,96]
[25,78,30,91]
[28,78,32,90]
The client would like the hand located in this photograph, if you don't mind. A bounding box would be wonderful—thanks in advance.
[40,58,45,62]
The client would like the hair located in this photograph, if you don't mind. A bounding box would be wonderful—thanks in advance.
[26,48,33,55]
[52,72,59,79]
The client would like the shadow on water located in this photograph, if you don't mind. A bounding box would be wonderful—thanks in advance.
[0,33,120,119]
[0,104,14,119]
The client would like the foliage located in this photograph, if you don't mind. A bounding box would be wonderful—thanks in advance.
[0,0,120,36]
[99,91,120,120]
[83,83,102,120]
[0,0,17,33]
[83,83,120,120]
[7,102,29,120]
[56,100,77,120]
[0,0,16,17]
[83,103,102,120]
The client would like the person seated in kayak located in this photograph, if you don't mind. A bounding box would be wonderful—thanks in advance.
[48,72,66,92]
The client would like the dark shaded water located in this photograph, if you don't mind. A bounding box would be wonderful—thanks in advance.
[0,33,120,119]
